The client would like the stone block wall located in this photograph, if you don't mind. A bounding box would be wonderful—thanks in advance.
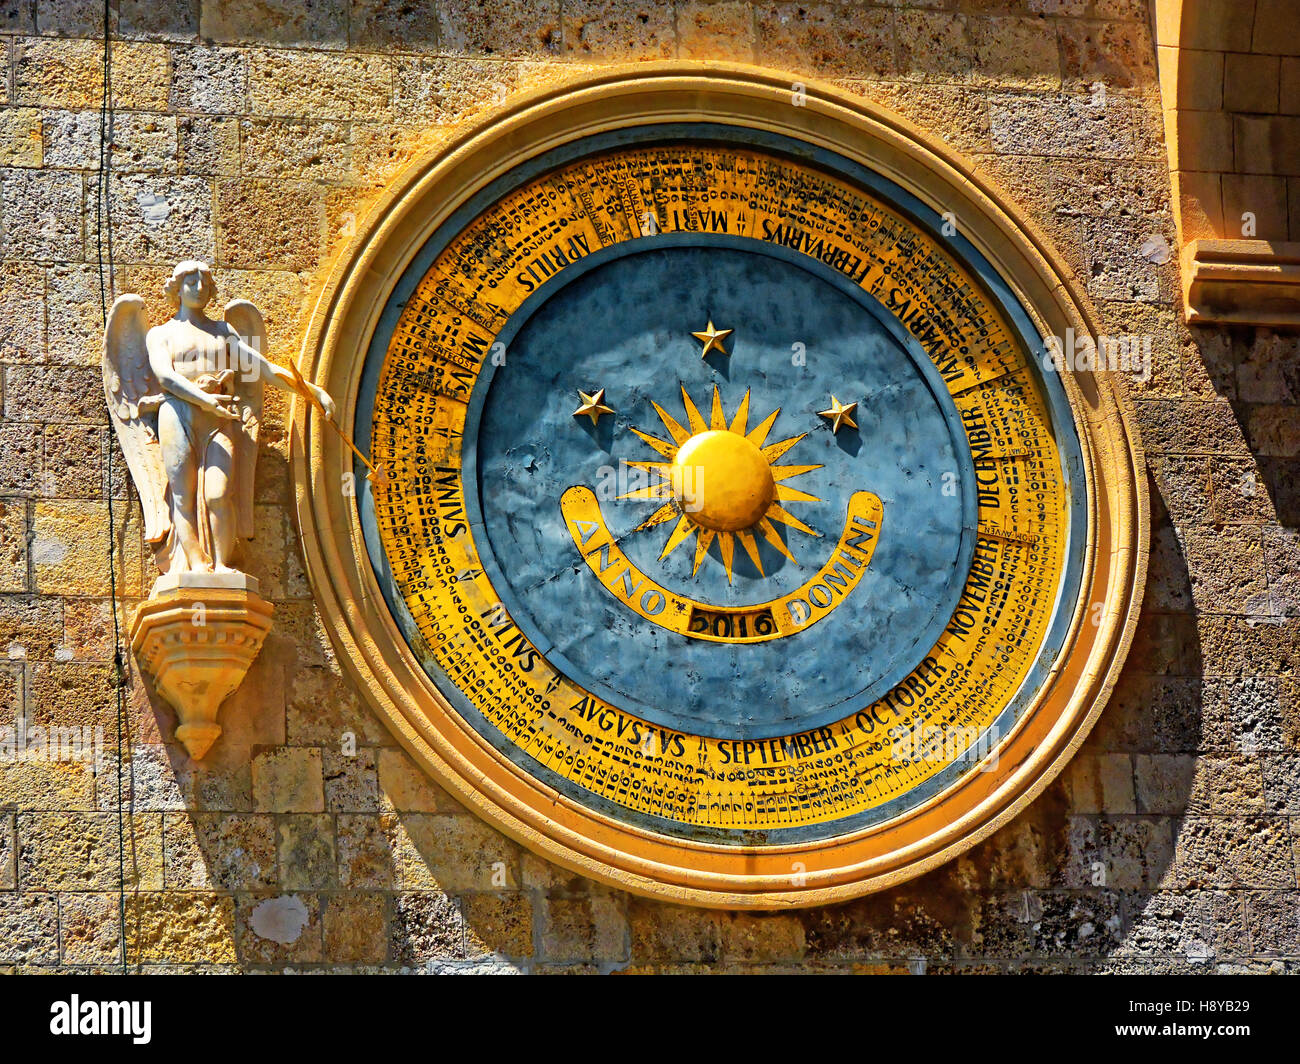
[0,0,1296,972]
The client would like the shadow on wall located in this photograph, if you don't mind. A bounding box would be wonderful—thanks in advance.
[796,324,1300,973]
[792,477,1204,974]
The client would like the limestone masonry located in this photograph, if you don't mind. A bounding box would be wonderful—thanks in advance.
[1,0,1298,972]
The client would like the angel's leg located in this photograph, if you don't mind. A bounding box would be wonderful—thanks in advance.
[204,428,237,572]
[157,397,208,571]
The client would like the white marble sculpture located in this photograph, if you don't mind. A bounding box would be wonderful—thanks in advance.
[103,261,336,758]
[103,260,335,576]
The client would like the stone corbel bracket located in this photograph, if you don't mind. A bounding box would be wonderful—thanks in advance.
[1183,239,1300,327]
[130,573,275,758]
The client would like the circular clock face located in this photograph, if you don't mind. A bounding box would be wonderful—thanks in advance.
[355,126,1085,846]
[296,66,1144,905]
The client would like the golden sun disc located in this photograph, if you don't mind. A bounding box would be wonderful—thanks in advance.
[619,384,823,581]
[672,430,775,532]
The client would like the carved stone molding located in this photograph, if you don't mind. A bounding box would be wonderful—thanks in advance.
[1154,0,1300,328]
[1182,238,1300,326]
[130,574,275,759]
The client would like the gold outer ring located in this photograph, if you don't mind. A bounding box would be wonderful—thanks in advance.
[291,62,1149,909]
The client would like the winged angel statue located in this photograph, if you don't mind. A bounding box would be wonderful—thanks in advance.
[103,261,336,577]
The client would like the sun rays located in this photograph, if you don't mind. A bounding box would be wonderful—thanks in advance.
[617,384,822,582]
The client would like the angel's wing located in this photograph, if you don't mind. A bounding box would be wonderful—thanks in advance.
[102,295,170,549]
[224,299,266,542]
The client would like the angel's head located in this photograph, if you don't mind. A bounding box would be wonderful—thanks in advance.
[164,260,215,312]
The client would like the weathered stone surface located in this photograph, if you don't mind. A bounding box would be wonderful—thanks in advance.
[0,107,42,167]
[322,891,387,964]
[896,9,972,82]
[1066,816,1175,890]
[852,81,992,155]
[170,46,249,113]
[59,892,123,964]
[1062,752,1136,814]
[1245,891,1300,955]
[1119,891,1248,960]
[216,178,324,271]
[393,56,523,123]
[177,115,242,177]
[539,891,627,963]
[756,3,895,81]
[0,168,82,261]
[17,811,162,891]
[238,892,322,964]
[464,892,533,958]
[390,890,463,963]
[1030,890,1124,954]
[1165,816,1295,889]
[1136,755,1265,815]
[439,0,560,58]
[377,747,461,813]
[118,0,200,42]
[249,50,393,119]
[201,0,347,49]
[0,893,60,964]
[1181,525,1269,615]
[336,812,394,890]
[678,1,754,61]
[349,0,440,52]
[0,264,45,362]
[628,899,721,962]
[238,118,351,181]
[43,111,177,174]
[163,812,277,890]
[989,92,1141,160]
[385,812,520,892]
[277,814,336,890]
[971,16,1061,89]
[14,39,169,110]
[86,173,216,266]
[43,424,104,499]
[286,666,389,745]
[0,501,28,593]
[0,758,97,813]
[0,813,14,889]
[44,266,105,367]
[1059,17,1156,90]
[251,747,324,813]
[125,892,237,963]
[562,1,674,59]
[4,366,104,427]
[32,500,143,597]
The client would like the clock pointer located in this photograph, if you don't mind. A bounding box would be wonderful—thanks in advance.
[286,360,391,487]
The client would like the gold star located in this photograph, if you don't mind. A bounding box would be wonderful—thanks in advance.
[818,396,858,433]
[691,320,733,358]
[573,388,615,426]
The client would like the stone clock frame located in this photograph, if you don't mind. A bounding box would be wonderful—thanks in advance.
[291,63,1148,909]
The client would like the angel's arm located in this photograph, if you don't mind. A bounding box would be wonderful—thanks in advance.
[231,333,336,420]
[146,329,239,418]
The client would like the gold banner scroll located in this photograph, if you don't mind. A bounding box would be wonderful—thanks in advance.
[561,485,883,644]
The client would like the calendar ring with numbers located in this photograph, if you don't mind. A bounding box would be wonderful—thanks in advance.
[293,64,1147,908]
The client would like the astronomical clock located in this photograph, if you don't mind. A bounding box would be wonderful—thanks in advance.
[294,65,1147,907]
